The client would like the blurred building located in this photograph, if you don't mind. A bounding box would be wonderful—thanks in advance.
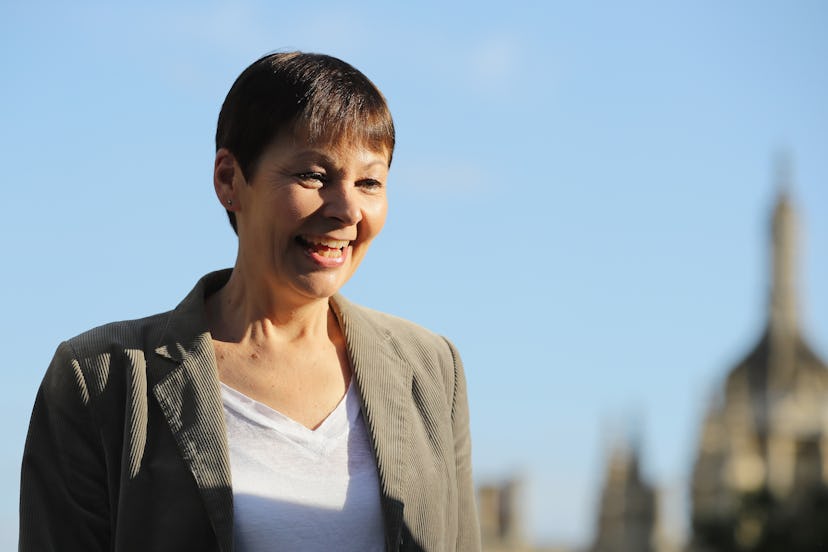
[589,438,656,552]
[478,479,576,552]
[689,174,828,550]
[479,479,528,551]
[476,165,825,552]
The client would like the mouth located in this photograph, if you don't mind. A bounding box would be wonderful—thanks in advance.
[296,235,352,264]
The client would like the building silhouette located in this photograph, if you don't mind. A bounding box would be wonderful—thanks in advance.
[590,438,656,552]
[478,479,575,552]
[689,167,828,551]
[479,479,529,551]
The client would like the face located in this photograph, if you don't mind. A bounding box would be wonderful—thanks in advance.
[217,132,389,304]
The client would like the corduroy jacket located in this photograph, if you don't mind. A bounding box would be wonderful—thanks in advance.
[20,270,481,551]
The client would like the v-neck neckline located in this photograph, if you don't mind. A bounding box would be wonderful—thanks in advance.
[220,382,359,454]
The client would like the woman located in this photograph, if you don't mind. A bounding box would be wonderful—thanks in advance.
[20,52,480,551]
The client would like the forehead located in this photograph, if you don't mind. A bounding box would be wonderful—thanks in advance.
[267,128,392,168]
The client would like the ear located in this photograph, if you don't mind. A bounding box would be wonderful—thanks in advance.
[214,148,244,211]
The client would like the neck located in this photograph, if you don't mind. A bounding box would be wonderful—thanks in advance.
[206,264,333,345]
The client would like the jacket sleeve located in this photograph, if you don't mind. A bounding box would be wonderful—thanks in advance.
[20,341,110,552]
[444,338,482,551]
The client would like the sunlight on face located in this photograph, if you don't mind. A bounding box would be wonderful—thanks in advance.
[234,134,390,302]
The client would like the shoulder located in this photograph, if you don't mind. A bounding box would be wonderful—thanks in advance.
[61,268,230,363]
[332,295,463,404]
[352,301,447,343]
[334,295,458,365]
[66,311,172,358]
[50,270,228,396]
[46,311,173,400]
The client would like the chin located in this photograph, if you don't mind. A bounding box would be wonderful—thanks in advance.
[292,273,350,301]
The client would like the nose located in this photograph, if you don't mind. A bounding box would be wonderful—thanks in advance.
[322,182,362,226]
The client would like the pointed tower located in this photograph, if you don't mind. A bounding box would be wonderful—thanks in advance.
[768,155,797,336]
[689,159,828,552]
[590,435,656,552]
[767,154,799,391]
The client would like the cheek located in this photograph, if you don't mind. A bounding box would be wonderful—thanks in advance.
[361,200,388,241]
[273,195,314,238]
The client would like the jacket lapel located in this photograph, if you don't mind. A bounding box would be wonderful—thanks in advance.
[148,271,234,552]
[332,295,413,550]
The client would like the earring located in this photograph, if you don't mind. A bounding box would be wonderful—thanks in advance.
[226,199,233,206]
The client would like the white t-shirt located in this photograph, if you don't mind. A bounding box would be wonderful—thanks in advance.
[221,382,385,552]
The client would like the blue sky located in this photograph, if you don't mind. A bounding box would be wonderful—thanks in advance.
[2,1,827,548]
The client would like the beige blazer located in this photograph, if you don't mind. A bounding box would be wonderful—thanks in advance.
[20,270,481,551]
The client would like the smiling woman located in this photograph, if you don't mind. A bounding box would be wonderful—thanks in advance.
[20,52,481,552]
[215,136,389,308]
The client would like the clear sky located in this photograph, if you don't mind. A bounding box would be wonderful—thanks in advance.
[2,1,827,548]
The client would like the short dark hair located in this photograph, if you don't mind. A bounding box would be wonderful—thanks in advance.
[215,52,396,233]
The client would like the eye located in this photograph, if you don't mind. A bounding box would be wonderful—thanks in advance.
[295,172,327,188]
[357,178,384,191]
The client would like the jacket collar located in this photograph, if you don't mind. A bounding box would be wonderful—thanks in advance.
[148,270,412,552]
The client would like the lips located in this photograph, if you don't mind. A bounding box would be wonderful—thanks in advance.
[296,235,352,263]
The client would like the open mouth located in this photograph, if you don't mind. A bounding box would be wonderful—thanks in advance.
[296,236,352,259]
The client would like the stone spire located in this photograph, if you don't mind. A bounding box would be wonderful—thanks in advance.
[689,157,828,551]
[767,153,800,392]
[768,154,798,338]
[590,428,656,552]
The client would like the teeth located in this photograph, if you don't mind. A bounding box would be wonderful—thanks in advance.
[304,237,350,249]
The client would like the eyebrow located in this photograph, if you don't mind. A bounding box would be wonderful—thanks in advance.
[289,150,390,170]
